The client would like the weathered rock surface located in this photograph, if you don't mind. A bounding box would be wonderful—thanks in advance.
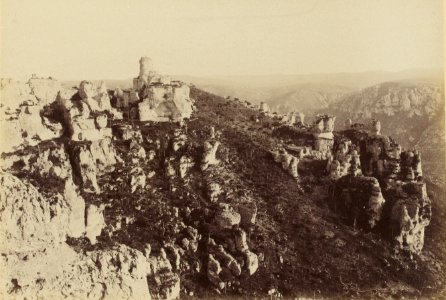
[69,138,120,193]
[214,204,241,230]
[201,140,220,170]
[331,175,386,230]
[390,181,431,254]
[0,243,154,300]
[0,172,68,252]
[64,178,86,238]
[85,204,106,244]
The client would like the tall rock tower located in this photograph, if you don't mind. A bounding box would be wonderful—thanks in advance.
[139,57,153,78]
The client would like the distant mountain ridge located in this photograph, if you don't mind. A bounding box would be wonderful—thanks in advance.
[325,80,445,185]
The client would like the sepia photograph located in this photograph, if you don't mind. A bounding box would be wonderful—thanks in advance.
[0,0,445,299]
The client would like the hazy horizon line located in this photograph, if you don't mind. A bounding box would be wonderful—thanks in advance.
[6,66,440,83]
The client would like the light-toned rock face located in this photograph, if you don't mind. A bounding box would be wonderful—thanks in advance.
[0,172,68,253]
[201,140,220,170]
[79,81,96,100]
[275,149,300,179]
[207,254,224,289]
[0,77,66,153]
[390,182,431,254]
[130,167,146,193]
[64,178,86,238]
[1,142,72,182]
[0,106,63,153]
[179,156,193,178]
[70,138,120,193]
[138,85,193,122]
[85,204,105,244]
[0,243,154,300]
[244,250,259,275]
[336,82,444,118]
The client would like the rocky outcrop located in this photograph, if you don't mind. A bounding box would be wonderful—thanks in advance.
[130,167,146,193]
[64,178,86,238]
[272,148,300,180]
[334,82,443,119]
[235,197,257,227]
[389,181,431,254]
[207,254,225,289]
[178,156,193,178]
[0,172,68,252]
[207,182,222,202]
[68,138,120,193]
[332,123,432,254]
[0,78,65,153]
[85,204,106,244]
[119,57,194,122]
[1,243,154,300]
[313,114,335,156]
[214,204,241,230]
[201,140,220,171]
[331,175,385,230]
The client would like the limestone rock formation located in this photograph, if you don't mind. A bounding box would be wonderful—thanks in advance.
[64,178,86,238]
[0,172,68,252]
[130,167,146,193]
[331,176,385,229]
[207,254,225,289]
[390,181,431,254]
[117,57,195,122]
[69,138,120,193]
[85,204,106,244]
[272,148,300,180]
[214,204,241,230]
[201,140,220,170]
[313,114,335,155]
[207,182,222,202]
[0,84,63,153]
[235,198,257,226]
[179,156,193,178]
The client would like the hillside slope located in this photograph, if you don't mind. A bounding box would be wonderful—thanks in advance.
[1,85,445,299]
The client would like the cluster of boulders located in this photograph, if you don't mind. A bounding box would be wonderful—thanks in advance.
[329,119,431,254]
[271,148,299,179]
[207,203,259,290]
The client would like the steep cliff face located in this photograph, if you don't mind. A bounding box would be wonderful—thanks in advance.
[326,81,445,176]
[333,81,443,119]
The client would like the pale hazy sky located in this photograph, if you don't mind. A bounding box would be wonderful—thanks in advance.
[1,0,444,80]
